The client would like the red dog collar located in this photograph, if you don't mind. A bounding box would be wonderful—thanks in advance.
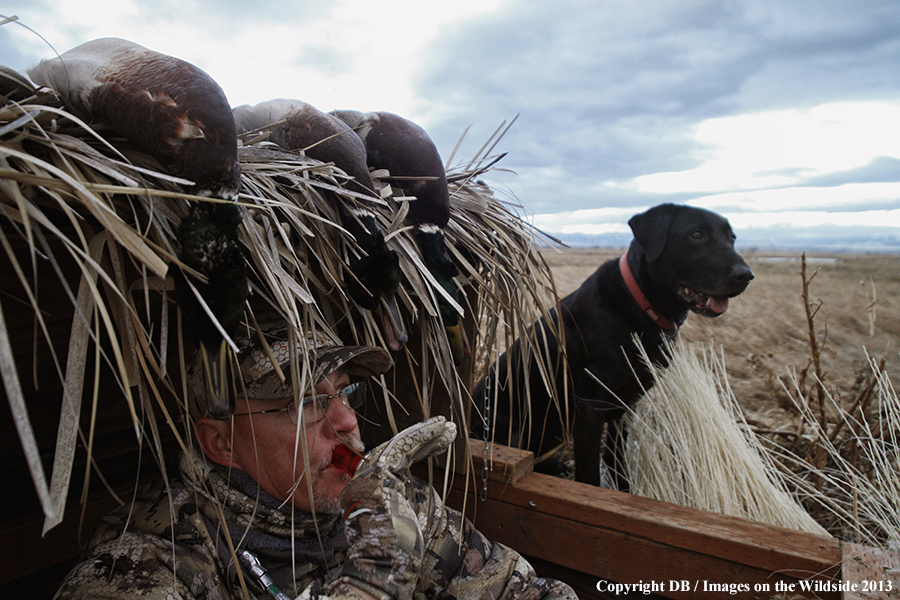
[619,252,677,331]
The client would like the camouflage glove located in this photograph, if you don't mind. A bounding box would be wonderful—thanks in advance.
[324,416,457,600]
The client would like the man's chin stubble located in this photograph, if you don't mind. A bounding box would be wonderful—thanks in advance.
[312,471,352,514]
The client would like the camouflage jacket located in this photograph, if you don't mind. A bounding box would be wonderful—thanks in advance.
[54,449,577,600]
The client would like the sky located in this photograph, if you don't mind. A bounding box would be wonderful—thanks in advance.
[3,0,900,251]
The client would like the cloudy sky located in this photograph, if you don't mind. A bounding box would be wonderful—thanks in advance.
[3,0,900,250]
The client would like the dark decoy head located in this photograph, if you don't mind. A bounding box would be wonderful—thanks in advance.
[331,110,450,227]
[416,224,469,364]
[28,38,241,201]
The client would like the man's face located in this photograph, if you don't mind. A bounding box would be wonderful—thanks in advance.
[227,370,364,513]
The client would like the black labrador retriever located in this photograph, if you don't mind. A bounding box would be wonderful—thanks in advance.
[473,203,754,488]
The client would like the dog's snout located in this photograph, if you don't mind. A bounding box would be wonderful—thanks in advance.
[731,263,754,284]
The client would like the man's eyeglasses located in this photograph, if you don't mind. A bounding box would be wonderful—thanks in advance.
[233,382,366,425]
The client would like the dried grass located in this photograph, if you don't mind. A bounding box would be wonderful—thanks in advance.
[0,87,559,532]
[769,357,900,547]
[620,337,900,547]
[619,339,829,536]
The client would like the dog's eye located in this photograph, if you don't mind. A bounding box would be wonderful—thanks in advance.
[690,231,704,240]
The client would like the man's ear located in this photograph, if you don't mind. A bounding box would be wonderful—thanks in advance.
[194,418,240,468]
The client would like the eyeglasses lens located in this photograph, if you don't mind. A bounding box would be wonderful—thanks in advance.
[291,382,366,425]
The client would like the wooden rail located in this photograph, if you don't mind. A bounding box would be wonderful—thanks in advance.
[422,439,900,600]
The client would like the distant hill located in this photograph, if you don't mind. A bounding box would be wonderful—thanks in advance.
[544,226,900,254]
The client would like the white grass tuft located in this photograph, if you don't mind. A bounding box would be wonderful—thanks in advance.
[619,338,829,536]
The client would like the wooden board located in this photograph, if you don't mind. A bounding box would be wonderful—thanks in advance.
[444,469,843,600]
[464,439,534,485]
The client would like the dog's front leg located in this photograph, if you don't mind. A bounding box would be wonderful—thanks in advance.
[572,397,608,486]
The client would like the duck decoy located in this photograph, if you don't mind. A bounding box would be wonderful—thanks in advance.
[29,37,246,418]
[331,110,469,363]
[329,110,449,226]
[233,100,407,350]
[234,99,374,198]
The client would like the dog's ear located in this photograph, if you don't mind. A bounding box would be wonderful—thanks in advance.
[628,203,677,261]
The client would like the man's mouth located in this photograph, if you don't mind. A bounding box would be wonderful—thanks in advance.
[329,443,363,476]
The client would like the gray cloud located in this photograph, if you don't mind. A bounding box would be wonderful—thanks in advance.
[415,0,900,214]
[3,0,900,248]
[800,156,900,188]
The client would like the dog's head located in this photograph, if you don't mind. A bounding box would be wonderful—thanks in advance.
[629,203,754,317]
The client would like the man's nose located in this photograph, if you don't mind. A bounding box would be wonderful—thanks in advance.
[325,396,358,432]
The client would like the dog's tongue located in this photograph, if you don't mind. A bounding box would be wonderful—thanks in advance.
[331,444,362,476]
[709,296,729,314]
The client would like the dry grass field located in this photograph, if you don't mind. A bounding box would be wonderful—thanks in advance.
[541,247,900,431]
[499,249,899,597]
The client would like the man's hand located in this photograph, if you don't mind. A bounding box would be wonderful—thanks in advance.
[326,416,457,600]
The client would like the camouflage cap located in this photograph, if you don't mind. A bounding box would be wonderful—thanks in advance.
[186,322,392,418]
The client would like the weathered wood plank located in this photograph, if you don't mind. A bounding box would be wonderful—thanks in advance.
[463,439,534,485]
[440,469,843,600]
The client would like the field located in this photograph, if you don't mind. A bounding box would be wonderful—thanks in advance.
[541,247,900,431]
